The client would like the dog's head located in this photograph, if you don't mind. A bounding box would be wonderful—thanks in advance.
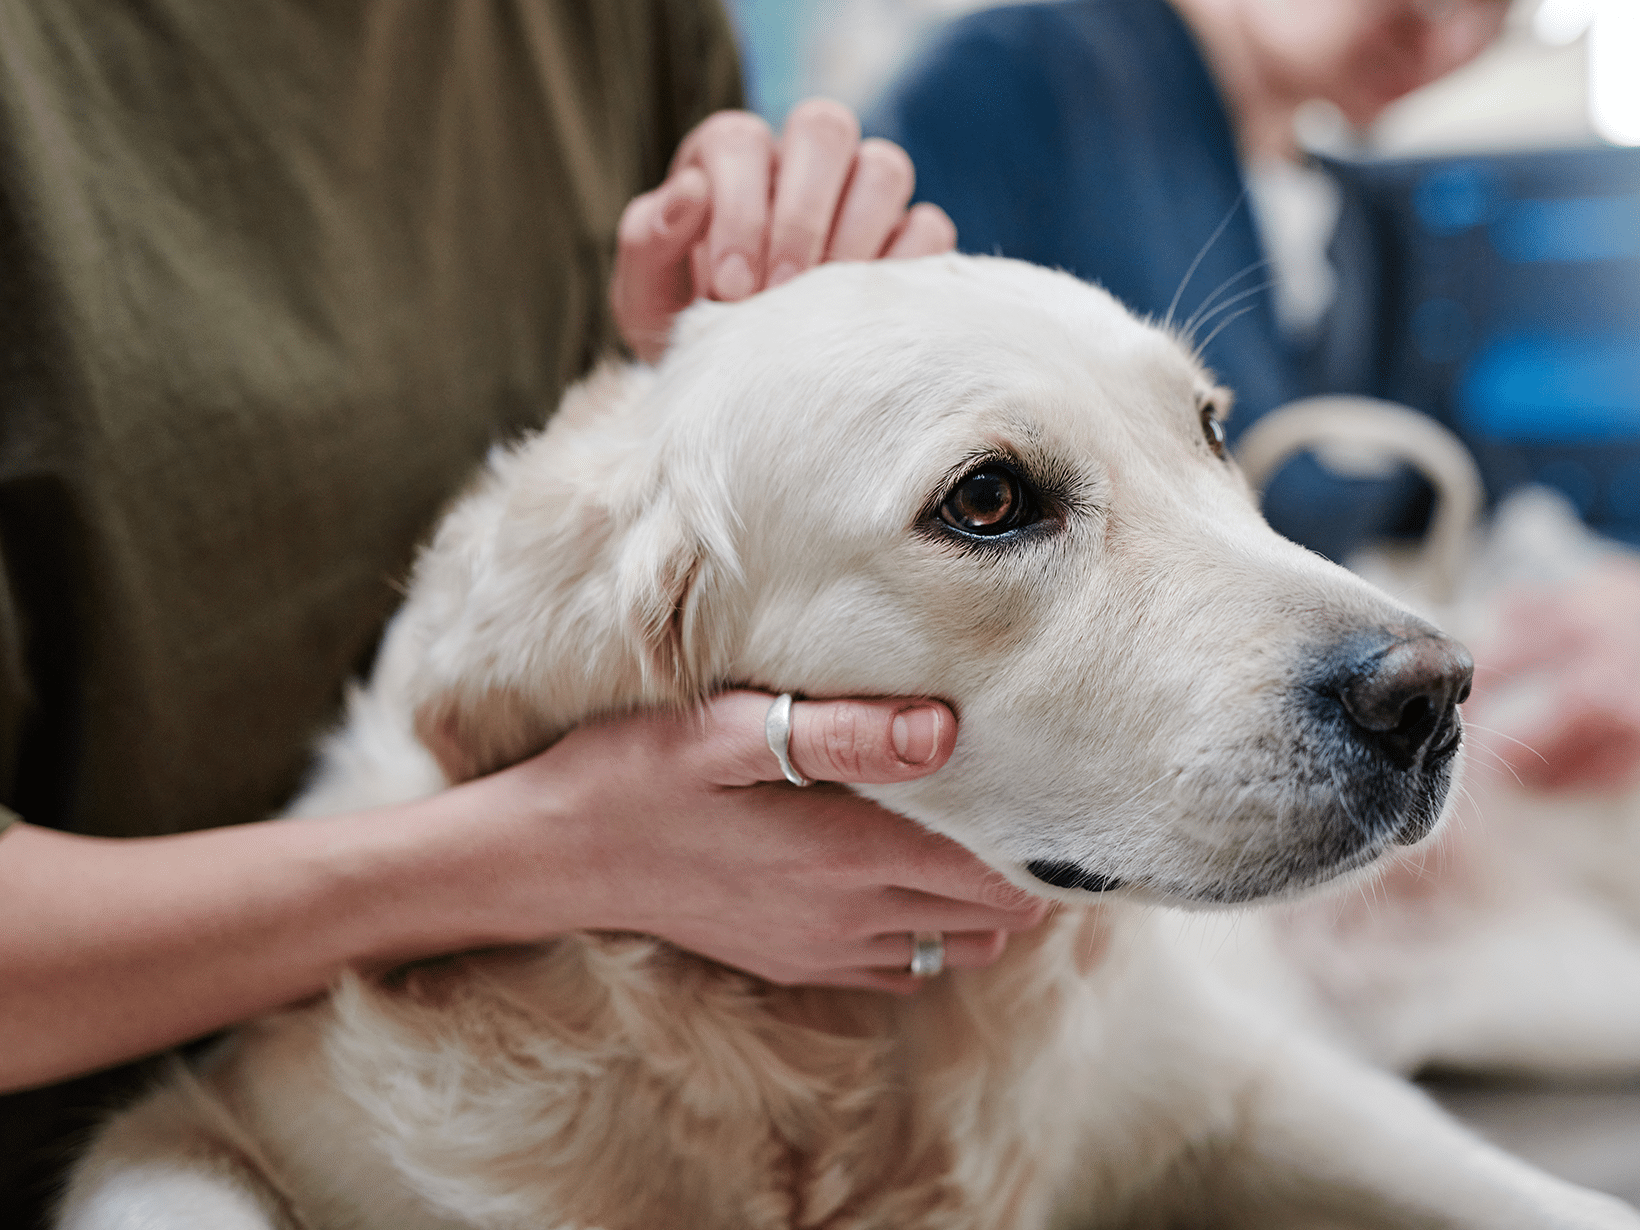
[407,255,1471,907]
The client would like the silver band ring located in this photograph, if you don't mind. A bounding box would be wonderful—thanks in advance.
[764,692,812,787]
[909,930,945,978]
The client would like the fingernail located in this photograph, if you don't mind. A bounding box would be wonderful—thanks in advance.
[766,260,801,288]
[715,252,755,300]
[892,705,941,765]
[659,195,694,233]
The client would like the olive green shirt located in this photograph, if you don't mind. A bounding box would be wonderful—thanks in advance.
[0,3,740,1221]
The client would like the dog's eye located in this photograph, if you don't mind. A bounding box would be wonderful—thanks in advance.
[939,465,1033,536]
[1200,404,1227,458]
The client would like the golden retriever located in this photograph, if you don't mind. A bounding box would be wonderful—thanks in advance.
[59,256,1640,1230]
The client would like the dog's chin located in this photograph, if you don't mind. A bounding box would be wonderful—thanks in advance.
[1017,753,1460,909]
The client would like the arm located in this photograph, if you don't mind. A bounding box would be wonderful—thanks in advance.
[0,691,1046,1093]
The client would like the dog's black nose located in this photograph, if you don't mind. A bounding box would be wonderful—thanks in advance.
[1319,629,1474,770]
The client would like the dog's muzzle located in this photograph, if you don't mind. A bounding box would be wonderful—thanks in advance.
[1308,625,1473,845]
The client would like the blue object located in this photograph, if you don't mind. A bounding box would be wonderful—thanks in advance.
[1327,146,1640,546]
[1490,194,1640,263]
[869,0,1299,428]
[1413,162,1501,236]
[1461,335,1640,441]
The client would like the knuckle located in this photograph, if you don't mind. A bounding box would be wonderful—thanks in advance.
[857,138,914,191]
[701,109,772,151]
[770,219,825,264]
[979,872,1036,913]
[816,705,871,779]
[812,902,858,945]
[910,202,958,250]
[786,97,860,148]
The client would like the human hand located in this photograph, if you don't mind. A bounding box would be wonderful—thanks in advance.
[610,99,957,363]
[490,690,1048,993]
[1467,559,1640,794]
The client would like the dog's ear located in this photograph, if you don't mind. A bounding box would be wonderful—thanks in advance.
[615,492,740,701]
[401,366,742,784]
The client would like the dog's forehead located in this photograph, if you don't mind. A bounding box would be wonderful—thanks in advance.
[667,256,1207,454]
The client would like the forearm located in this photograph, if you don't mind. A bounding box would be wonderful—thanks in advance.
[0,773,582,1093]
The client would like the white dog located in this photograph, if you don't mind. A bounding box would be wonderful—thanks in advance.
[58,256,1640,1230]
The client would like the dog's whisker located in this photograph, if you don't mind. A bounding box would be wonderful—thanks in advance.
[1179,261,1272,340]
[1455,743,1528,790]
[1183,278,1277,348]
[1461,721,1551,767]
[1163,186,1250,332]
[1192,303,1262,363]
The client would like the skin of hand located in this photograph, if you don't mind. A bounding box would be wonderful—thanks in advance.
[0,691,1047,1093]
[1466,560,1640,794]
[1171,0,1509,159]
[610,98,958,363]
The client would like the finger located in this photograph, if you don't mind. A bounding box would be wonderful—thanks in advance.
[610,167,711,363]
[857,928,1009,971]
[766,98,861,287]
[882,201,958,259]
[678,111,775,301]
[826,138,916,262]
[693,690,957,786]
[879,883,1050,933]
[790,695,957,784]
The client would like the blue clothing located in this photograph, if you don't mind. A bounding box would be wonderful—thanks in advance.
[874,0,1291,415]
[870,0,1464,560]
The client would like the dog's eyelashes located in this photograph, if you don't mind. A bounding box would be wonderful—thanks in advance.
[939,465,1036,537]
[1197,389,1231,460]
[1200,405,1227,458]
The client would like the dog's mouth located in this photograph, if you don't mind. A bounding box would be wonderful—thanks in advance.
[1015,679,1467,908]
[1024,861,1123,894]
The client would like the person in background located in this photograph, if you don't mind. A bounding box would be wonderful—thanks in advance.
[872,0,1640,793]
[0,4,1043,1225]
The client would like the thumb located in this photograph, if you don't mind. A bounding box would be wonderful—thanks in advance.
[696,691,957,787]
[610,166,711,363]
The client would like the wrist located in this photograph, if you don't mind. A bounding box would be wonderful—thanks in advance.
[324,764,597,967]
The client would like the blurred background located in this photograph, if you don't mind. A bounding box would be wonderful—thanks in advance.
[724,0,1637,152]
[722,0,1640,1206]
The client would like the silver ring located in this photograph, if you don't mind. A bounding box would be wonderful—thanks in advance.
[764,692,812,787]
[909,930,945,978]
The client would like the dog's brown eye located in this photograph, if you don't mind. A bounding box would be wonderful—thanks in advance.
[1200,405,1227,458]
[940,466,1031,536]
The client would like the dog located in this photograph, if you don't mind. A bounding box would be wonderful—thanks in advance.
[58,255,1640,1229]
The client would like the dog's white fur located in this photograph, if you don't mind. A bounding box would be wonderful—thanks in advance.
[59,256,1640,1229]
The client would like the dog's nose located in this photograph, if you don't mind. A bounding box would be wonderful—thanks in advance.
[1317,628,1474,770]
